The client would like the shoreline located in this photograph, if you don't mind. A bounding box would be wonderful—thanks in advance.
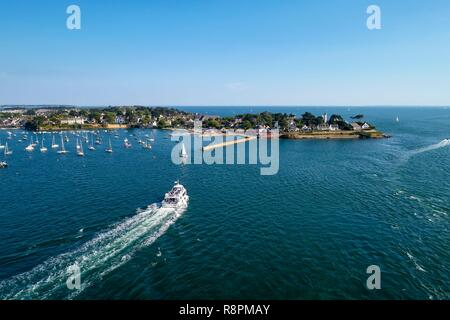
[1,126,389,140]
[280,130,389,140]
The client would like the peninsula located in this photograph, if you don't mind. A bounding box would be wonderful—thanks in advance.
[0,106,388,139]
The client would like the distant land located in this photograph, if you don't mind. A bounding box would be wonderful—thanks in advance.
[0,105,388,139]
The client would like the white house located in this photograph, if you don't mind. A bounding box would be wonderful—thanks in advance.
[329,124,340,131]
[60,117,85,125]
[316,124,329,131]
[301,125,311,131]
[351,122,362,131]
[361,122,371,130]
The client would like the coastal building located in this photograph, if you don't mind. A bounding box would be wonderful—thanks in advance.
[301,125,311,131]
[60,117,85,125]
[316,123,340,131]
[322,112,328,124]
[351,122,362,131]
[257,124,270,134]
[329,124,339,131]
[361,122,371,130]
[316,124,329,131]
[288,121,298,132]
[115,116,125,124]
[351,122,371,131]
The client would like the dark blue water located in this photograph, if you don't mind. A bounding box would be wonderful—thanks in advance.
[0,107,449,299]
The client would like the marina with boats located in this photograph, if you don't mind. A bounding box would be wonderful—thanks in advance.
[0,129,158,168]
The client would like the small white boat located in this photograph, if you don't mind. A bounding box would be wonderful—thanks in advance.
[76,139,85,156]
[180,143,188,158]
[161,181,189,209]
[88,134,95,150]
[396,116,400,123]
[124,138,132,148]
[0,161,7,169]
[57,135,69,154]
[0,139,5,150]
[143,139,152,149]
[4,142,12,156]
[51,135,59,149]
[25,140,34,152]
[40,135,48,153]
[105,139,113,153]
[30,135,37,147]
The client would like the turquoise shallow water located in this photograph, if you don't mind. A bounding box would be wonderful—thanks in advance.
[0,107,449,299]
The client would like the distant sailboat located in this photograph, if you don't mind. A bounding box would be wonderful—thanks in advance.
[77,139,85,156]
[180,143,188,158]
[88,134,95,150]
[25,137,34,152]
[51,135,59,149]
[57,135,68,154]
[40,136,48,153]
[105,139,113,153]
[396,116,400,123]
[0,139,4,149]
[30,135,37,147]
[124,138,132,148]
[143,139,152,149]
[4,142,12,156]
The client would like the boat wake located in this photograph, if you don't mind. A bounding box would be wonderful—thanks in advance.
[410,139,450,157]
[0,203,186,300]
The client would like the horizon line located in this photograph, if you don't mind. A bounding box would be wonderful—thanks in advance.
[2,104,450,108]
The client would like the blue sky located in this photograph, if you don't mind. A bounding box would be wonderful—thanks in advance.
[1,0,450,106]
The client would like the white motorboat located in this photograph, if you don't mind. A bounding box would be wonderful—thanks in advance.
[161,181,189,209]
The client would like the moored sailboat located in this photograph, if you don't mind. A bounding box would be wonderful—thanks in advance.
[143,139,152,149]
[76,139,85,156]
[105,139,113,153]
[51,135,59,149]
[57,135,69,154]
[25,137,34,152]
[180,143,188,158]
[4,142,13,156]
[88,134,95,150]
[40,136,48,153]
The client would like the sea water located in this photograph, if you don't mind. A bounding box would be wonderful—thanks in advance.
[0,107,449,299]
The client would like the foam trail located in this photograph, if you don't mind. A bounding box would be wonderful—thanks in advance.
[0,203,186,300]
[411,139,450,156]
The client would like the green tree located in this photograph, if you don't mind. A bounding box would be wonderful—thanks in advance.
[104,112,116,124]
[158,118,168,128]
[242,120,253,130]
